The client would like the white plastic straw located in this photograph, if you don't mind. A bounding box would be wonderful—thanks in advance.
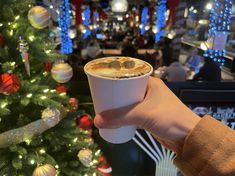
[161,144,167,158]
[146,131,164,160]
[133,131,177,176]
[133,137,157,163]
[135,131,161,161]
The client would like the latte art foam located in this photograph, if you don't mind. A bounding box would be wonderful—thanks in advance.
[85,57,152,79]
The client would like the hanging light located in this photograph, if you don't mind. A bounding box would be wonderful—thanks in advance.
[206,3,213,10]
[111,0,128,13]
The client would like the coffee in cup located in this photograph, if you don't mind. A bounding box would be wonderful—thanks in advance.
[85,57,153,144]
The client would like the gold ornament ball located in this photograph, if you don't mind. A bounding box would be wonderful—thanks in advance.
[51,63,73,83]
[28,6,50,29]
[77,148,93,167]
[32,164,56,176]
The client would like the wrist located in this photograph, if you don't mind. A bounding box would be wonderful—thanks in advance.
[172,108,201,153]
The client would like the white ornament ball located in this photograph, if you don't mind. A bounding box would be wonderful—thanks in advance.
[77,149,93,167]
[51,63,73,83]
[41,108,61,127]
[32,164,56,176]
[28,6,50,29]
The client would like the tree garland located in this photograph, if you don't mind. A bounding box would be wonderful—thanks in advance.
[0,107,66,148]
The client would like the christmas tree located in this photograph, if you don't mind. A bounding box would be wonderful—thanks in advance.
[0,0,111,175]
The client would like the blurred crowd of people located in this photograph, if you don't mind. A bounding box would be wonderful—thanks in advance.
[67,28,222,83]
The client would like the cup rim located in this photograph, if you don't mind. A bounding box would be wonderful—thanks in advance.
[84,56,153,81]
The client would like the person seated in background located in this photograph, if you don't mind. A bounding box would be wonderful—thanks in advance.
[161,38,173,66]
[122,38,137,58]
[185,48,201,73]
[193,57,221,82]
[136,34,145,49]
[155,47,163,66]
[152,50,162,69]
[86,40,101,59]
[146,31,155,48]
[161,59,187,82]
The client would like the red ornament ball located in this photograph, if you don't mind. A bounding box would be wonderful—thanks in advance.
[98,155,107,164]
[43,61,53,72]
[76,114,93,130]
[0,33,4,48]
[0,73,21,95]
[56,84,67,93]
[68,98,78,112]
[97,163,112,176]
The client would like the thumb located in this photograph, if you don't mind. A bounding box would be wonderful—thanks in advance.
[94,103,139,129]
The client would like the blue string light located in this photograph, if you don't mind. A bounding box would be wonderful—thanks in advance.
[205,0,232,65]
[83,7,91,39]
[93,10,99,31]
[155,0,167,42]
[141,7,148,35]
[94,11,99,23]
[58,0,73,54]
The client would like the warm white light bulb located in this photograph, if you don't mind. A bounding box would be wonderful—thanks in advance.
[26,93,33,98]
[40,96,47,100]
[43,89,49,93]
[111,0,128,13]
[25,139,31,145]
[1,102,8,108]
[95,149,101,156]
[50,89,56,93]
[30,79,36,83]
[15,15,20,20]
[60,93,66,96]
[39,149,46,154]
[28,35,35,41]
[12,23,17,29]
[30,159,35,165]
[9,30,13,36]
[206,3,213,10]
[73,137,78,143]
[45,49,52,54]
[10,62,16,66]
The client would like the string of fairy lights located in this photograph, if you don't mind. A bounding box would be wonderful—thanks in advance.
[58,0,73,54]
[140,7,148,35]
[83,7,91,39]
[204,0,232,66]
[155,0,167,42]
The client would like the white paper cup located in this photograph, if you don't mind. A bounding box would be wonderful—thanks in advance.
[84,57,153,144]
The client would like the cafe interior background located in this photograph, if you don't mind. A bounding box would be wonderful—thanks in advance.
[0,0,235,175]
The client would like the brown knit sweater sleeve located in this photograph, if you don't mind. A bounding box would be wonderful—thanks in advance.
[174,116,235,176]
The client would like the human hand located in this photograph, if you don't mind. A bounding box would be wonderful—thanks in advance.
[94,77,200,153]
